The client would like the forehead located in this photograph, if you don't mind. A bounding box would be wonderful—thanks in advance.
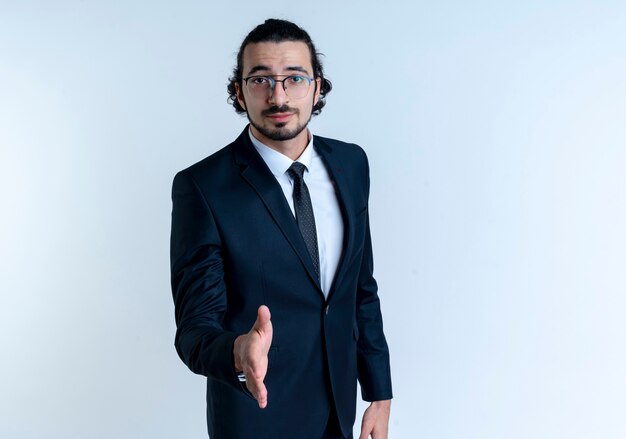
[241,41,313,75]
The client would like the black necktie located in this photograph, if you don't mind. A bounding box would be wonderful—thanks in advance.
[287,162,320,281]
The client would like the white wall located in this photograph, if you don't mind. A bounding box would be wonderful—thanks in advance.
[1,1,625,438]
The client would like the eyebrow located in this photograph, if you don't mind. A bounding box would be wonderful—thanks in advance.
[246,65,311,76]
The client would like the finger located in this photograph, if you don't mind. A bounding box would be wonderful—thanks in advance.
[255,380,268,409]
[359,412,373,439]
[372,425,388,439]
[370,425,384,439]
[359,423,371,439]
[253,305,271,331]
[244,369,268,409]
[245,380,256,400]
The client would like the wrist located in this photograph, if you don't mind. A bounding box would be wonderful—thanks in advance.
[371,399,391,409]
[233,334,246,371]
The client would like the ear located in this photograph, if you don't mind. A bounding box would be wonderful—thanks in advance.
[235,82,246,111]
[313,77,322,106]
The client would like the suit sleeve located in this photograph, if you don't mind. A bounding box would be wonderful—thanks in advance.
[170,170,243,390]
[355,149,394,402]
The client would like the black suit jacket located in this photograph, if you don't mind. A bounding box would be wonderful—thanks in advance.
[170,127,392,439]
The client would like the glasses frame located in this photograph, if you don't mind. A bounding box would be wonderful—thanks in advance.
[242,75,315,99]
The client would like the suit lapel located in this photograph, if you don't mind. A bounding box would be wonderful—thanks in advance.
[313,137,357,299]
[233,128,323,294]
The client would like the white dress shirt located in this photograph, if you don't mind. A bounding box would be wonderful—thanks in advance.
[249,129,344,297]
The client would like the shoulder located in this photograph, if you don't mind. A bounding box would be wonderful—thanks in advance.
[313,134,370,173]
[183,144,233,175]
[174,132,245,186]
[314,134,367,157]
[171,144,234,198]
[314,134,370,175]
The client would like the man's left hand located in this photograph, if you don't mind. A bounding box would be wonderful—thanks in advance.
[359,399,391,439]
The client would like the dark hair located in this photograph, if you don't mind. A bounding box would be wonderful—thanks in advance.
[227,19,332,115]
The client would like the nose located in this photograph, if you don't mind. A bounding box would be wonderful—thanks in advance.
[268,81,289,106]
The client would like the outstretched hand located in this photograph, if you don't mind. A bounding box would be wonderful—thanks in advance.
[233,305,273,408]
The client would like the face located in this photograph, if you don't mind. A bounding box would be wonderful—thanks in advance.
[236,41,321,145]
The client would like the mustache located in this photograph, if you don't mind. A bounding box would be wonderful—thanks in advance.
[262,105,298,116]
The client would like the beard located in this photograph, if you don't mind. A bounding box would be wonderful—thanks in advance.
[247,105,312,141]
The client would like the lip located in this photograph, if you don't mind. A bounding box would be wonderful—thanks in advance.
[266,113,293,123]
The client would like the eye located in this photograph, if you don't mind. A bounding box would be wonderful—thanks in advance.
[250,76,270,85]
[286,75,306,85]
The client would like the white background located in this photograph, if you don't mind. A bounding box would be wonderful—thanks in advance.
[1,1,625,438]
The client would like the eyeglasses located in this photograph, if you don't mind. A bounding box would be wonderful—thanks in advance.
[242,75,315,99]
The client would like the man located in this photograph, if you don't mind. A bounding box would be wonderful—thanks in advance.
[170,19,392,439]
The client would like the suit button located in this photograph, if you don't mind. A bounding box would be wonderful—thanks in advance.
[325,305,329,315]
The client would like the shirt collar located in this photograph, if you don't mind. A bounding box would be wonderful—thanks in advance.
[248,127,314,178]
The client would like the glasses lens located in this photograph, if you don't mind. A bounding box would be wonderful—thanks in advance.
[246,76,312,99]
[283,76,311,99]
[247,77,272,97]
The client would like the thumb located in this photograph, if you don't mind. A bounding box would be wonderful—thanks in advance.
[253,305,272,332]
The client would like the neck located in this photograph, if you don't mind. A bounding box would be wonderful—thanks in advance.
[250,125,309,161]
